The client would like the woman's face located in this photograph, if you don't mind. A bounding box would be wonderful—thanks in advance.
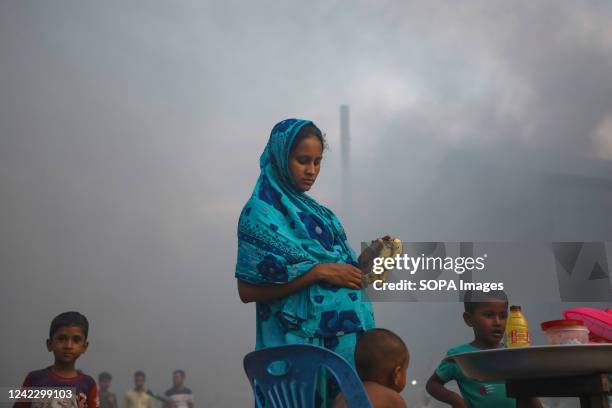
[288,135,323,192]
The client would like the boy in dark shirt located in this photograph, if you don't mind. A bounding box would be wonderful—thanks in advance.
[15,311,99,408]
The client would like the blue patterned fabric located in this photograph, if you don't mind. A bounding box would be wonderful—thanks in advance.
[236,119,375,348]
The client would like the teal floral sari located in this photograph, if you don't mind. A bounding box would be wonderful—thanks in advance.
[235,118,375,406]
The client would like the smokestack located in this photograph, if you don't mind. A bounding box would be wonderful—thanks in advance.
[340,105,351,222]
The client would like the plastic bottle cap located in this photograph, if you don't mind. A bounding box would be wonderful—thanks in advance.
[510,305,522,311]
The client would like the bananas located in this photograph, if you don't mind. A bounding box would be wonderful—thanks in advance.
[360,238,403,286]
[379,238,403,259]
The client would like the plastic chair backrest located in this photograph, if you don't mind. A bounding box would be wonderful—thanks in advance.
[243,344,372,408]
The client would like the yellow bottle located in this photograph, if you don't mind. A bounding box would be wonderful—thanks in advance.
[505,305,531,347]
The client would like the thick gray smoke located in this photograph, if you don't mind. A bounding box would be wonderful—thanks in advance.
[1,1,611,407]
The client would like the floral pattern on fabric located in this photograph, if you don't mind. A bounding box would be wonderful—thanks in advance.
[256,254,288,282]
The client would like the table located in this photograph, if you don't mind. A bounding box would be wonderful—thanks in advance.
[447,344,612,408]
[507,373,609,408]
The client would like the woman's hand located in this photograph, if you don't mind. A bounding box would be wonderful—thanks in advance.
[237,263,363,303]
[314,264,364,290]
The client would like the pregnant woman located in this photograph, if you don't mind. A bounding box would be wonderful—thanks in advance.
[236,118,378,406]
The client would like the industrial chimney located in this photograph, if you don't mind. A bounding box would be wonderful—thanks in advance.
[340,105,351,222]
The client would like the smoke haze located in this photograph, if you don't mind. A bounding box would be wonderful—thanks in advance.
[2,1,611,406]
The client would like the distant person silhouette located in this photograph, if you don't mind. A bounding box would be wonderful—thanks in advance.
[164,370,193,408]
[98,372,118,408]
[124,371,152,408]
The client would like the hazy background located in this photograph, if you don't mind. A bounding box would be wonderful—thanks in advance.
[1,1,611,407]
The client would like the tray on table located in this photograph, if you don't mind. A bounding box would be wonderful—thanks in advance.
[446,344,612,381]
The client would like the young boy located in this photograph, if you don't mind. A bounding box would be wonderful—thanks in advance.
[98,372,118,408]
[14,311,98,408]
[334,328,409,408]
[426,290,541,408]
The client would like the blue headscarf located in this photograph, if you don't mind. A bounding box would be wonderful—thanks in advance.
[236,119,375,339]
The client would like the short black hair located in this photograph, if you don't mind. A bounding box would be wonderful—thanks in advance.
[173,369,185,377]
[291,124,327,152]
[99,372,112,381]
[463,289,508,313]
[49,311,89,339]
[134,371,146,378]
[355,328,409,381]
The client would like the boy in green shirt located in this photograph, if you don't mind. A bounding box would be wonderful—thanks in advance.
[426,290,542,408]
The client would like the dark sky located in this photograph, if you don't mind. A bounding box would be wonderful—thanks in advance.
[1,1,611,407]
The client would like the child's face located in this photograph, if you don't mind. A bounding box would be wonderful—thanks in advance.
[46,326,88,365]
[464,301,508,347]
